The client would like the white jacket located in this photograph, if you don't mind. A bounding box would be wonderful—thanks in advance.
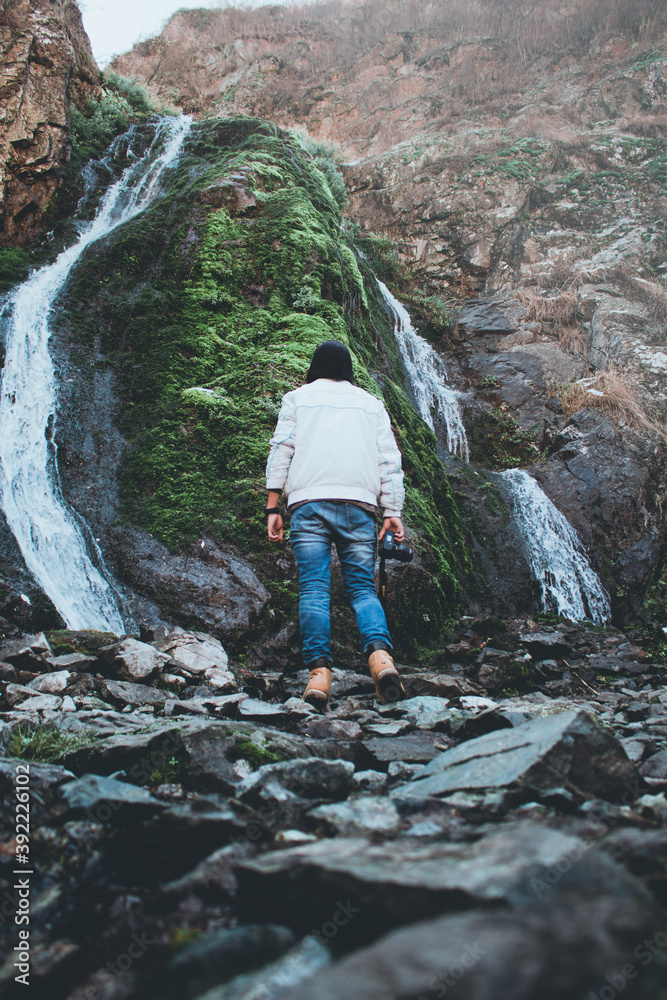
[265,379,404,517]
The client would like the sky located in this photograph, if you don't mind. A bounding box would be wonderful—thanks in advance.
[78,0,290,68]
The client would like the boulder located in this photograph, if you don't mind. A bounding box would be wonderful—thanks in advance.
[238,759,356,805]
[97,638,171,682]
[392,709,639,804]
[308,797,402,837]
[0,632,52,667]
[361,733,449,770]
[28,670,71,694]
[235,823,654,950]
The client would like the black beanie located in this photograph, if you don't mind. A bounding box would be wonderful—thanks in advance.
[306,340,354,384]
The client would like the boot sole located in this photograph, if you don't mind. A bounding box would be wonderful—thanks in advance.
[375,669,405,704]
[303,690,329,712]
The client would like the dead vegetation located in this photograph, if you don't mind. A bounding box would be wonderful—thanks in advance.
[112,0,667,117]
[550,367,666,439]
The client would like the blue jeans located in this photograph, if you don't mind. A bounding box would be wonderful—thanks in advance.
[290,500,393,664]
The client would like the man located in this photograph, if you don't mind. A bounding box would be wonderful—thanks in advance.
[265,339,405,710]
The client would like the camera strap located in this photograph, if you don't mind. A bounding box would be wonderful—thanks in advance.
[378,554,388,610]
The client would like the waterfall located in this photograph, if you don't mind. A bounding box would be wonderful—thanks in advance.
[375,278,469,461]
[500,468,611,624]
[0,115,192,634]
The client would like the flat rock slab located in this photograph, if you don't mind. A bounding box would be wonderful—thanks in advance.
[379,695,453,729]
[399,673,483,698]
[392,709,637,804]
[235,822,647,946]
[279,884,657,1000]
[99,679,178,707]
[60,773,165,823]
[308,797,402,836]
[28,670,71,694]
[0,759,74,794]
[361,732,449,769]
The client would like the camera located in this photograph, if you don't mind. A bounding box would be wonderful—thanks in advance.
[378,530,413,563]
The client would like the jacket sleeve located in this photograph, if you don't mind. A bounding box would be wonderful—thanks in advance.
[265,392,297,491]
[377,404,405,517]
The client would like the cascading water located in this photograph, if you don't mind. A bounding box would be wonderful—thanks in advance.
[0,115,192,633]
[375,278,470,460]
[500,468,611,623]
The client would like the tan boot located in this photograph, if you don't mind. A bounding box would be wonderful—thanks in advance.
[302,659,332,712]
[368,648,405,703]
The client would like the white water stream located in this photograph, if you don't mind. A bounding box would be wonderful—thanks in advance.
[500,468,611,623]
[0,116,192,633]
[372,275,610,623]
[375,278,470,460]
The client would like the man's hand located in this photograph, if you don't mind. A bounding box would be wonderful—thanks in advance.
[379,516,404,542]
[267,513,284,542]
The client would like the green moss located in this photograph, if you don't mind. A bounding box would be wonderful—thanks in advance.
[59,115,469,644]
[9,725,99,763]
[468,408,542,469]
[500,658,537,695]
[0,247,32,293]
[229,737,282,770]
[148,750,188,785]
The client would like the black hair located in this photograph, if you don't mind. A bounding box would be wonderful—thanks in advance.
[306,340,354,384]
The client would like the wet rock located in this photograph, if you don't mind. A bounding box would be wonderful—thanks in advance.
[98,678,178,708]
[192,936,330,1000]
[60,773,166,824]
[398,672,483,698]
[379,695,453,729]
[279,890,661,1000]
[238,698,289,724]
[362,720,412,737]
[308,797,402,837]
[62,721,188,782]
[164,693,244,718]
[0,631,52,667]
[238,759,355,806]
[519,631,573,658]
[361,733,449,770]
[640,749,667,785]
[601,828,667,907]
[0,759,74,794]
[235,823,651,950]
[98,637,171,682]
[302,719,363,740]
[393,709,639,805]
[109,527,270,641]
[352,770,386,794]
[159,924,295,1000]
[454,296,526,336]
[27,669,71,694]
[45,651,98,672]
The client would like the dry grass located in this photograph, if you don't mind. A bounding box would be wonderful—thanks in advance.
[554,368,666,439]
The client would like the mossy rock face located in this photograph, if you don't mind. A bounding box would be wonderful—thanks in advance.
[54,115,468,652]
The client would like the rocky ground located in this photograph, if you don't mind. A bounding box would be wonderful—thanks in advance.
[1,619,666,999]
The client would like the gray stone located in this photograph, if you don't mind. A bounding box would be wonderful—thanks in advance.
[0,759,74,794]
[455,296,526,336]
[640,749,667,783]
[352,770,386,793]
[98,638,171,682]
[393,709,638,804]
[27,669,71,694]
[157,627,229,671]
[361,732,449,769]
[518,631,573,658]
[386,761,423,783]
[4,684,63,711]
[238,759,355,805]
[308,797,402,836]
[379,695,453,729]
[0,632,53,667]
[363,720,412,737]
[397,672,483,698]
[60,773,165,822]
[46,652,98,672]
[192,936,330,1000]
[235,823,652,947]
[98,678,177,708]
[238,698,289,723]
[279,889,658,1000]
[302,718,362,740]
